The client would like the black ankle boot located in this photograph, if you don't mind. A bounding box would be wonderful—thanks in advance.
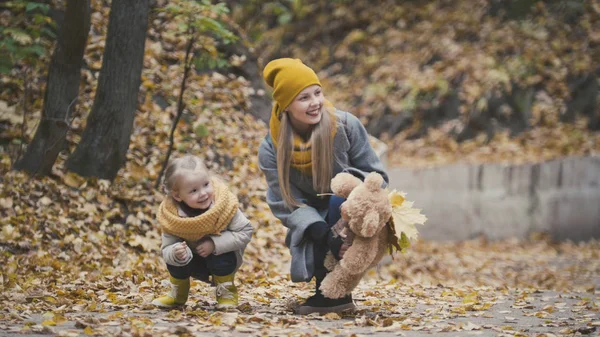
[295,279,356,315]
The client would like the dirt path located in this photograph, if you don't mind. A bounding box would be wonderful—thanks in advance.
[2,282,598,337]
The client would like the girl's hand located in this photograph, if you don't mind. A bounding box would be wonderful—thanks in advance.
[196,238,215,257]
[174,242,189,261]
[339,243,351,258]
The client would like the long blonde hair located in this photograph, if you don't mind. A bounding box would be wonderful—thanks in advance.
[277,105,336,208]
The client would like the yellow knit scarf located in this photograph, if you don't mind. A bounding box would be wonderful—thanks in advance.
[269,100,337,175]
[156,178,238,242]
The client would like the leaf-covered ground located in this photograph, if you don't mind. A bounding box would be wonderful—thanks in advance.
[1,171,599,336]
[1,1,599,336]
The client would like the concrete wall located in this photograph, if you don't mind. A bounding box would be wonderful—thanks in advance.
[386,156,600,241]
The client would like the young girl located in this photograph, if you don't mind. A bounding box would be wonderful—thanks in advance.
[258,58,388,315]
[152,155,253,309]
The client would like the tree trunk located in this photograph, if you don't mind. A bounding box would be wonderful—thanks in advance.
[66,0,149,180]
[13,0,90,175]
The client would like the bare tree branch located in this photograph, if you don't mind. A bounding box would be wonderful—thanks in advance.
[155,30,196,190]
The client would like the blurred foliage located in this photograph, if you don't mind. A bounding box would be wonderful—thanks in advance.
[0,1,56,74]
[229,0,599,166]
[237,0,597,116]
[158,0,237,72]
[0,0,598,172]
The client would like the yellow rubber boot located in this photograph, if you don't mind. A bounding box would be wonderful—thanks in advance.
[213,273,238,309]
[151,276,190,308]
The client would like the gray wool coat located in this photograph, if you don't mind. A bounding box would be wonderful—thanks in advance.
[258,110,389,282]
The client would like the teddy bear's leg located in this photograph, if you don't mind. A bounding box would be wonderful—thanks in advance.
[347,274,363,293]
[339,238,378,274]
[324,252,338,272]
[328,270,365,299]
[320,266,356,299]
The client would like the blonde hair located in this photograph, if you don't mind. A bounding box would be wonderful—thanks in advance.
[277,105,336,208]
[163,155,209,196]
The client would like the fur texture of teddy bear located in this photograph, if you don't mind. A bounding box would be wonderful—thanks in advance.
[319,172,393,299]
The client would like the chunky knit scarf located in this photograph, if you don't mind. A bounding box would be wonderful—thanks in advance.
[269,100,337,176]
[156,178,238,242]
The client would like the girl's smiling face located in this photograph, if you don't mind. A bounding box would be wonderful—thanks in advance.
[173,170,214,210]
[286,85,325,135]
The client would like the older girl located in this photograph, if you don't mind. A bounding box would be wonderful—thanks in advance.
[258,58,388,314]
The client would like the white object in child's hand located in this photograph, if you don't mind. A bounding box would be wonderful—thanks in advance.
[175,241,189,261]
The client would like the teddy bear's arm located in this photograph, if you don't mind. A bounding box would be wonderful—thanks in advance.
[340,238,378,274]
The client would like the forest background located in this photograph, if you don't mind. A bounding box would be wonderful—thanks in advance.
[0,0,599,336]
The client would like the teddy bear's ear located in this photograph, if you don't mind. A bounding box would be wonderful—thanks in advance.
[331,172,362,198]
[360,210,380,237]
[364,172,384,191]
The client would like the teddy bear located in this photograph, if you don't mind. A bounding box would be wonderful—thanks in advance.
[319,171,393,299]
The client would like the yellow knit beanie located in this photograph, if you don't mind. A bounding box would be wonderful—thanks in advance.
[263,58,321,121]
[263,58,336,175]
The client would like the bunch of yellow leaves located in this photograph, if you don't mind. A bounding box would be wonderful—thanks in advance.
[387,190,427,253]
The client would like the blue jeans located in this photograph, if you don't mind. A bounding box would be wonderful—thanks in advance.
[326,195,344,226]
[167,251,236,282]
[313,195,345,281]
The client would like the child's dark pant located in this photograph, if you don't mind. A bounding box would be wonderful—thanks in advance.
[167,251,237,282]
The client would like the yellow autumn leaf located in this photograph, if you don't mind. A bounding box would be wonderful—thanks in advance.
[0,197,13,209]
[127,234,154,252]
[44,296,58,304]
[323,312,341,320]
[96,194,111,205]
[63,172,86,188]
[142,80,155,89]
[0,101,21,125]
[1,225,19,241]
[389,190,427,241]
[38,196,52,206]
[53,314,67,325]
[127,163,148,180]
[90,60,102,70]
[84,326,94,335]
[388,190,405,207]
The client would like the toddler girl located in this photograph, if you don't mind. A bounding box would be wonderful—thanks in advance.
[152,155,253,309]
